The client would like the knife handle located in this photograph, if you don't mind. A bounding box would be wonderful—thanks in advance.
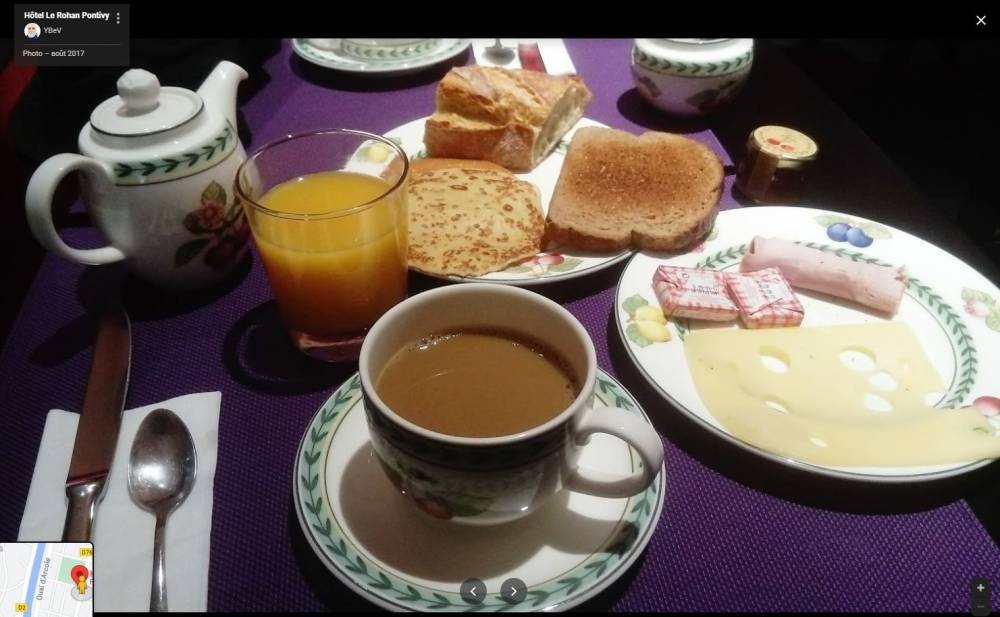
[62,480,105,541]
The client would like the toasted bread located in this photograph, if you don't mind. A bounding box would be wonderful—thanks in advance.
[424,66,592,172]
[546,127,724,252]
[406,161,544,277]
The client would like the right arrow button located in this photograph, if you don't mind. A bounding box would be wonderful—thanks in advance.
[500,578,527,604]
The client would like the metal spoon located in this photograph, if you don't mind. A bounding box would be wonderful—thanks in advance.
[485,38,515,64]
[127,408,197,612]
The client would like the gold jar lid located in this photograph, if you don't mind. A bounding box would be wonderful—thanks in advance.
[751,125,818,162]
[736,125,818,203]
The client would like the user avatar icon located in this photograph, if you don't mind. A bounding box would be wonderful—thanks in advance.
[24,23,40,38]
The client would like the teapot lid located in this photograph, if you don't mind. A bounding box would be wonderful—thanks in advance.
[90,69,203,137]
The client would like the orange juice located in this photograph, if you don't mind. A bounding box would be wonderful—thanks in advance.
[250,171,408,337]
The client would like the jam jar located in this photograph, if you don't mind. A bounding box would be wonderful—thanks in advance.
[735,125,818,204]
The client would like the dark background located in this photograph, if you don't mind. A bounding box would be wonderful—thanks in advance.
[1,37,998,347]
[775,39,999,262]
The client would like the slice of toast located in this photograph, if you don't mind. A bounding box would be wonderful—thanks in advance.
[406,160,544,277]
[546,127,724,252]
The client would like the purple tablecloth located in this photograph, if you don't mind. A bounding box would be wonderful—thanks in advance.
[3,38,1000,612]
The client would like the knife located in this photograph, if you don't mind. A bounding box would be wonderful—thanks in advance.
[62,307,132,541]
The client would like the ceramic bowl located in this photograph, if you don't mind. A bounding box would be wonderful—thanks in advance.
[631,38,754,117]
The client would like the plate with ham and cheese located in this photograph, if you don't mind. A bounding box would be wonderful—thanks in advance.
[615,206,1000,482]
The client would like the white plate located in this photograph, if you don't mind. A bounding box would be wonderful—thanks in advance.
[292,39,471,76]
[384,117,634,285]
[293,371,665,611]
[615,206,1000,482]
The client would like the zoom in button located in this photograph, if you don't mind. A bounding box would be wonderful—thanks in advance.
[972,577,991,616]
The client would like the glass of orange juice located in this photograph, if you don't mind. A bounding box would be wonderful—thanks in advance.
[235,129,409,361]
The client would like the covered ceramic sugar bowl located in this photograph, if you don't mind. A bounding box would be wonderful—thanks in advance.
[25,61,250,291]
[631,38,754,117]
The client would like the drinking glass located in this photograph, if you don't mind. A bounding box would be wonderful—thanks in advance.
[236,129,409,361]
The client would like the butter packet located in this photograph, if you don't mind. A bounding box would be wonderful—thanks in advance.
[725,267,805,328]
[652,265,739,321]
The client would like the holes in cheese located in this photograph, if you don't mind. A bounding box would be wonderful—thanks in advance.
[764,398,790,414]
[868,371,898,391]
[863,393,894,413]
[839,347,876,373]
[759,347,790,374]
[683,322,1000,466]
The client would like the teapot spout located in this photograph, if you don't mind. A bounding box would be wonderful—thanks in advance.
[197,60,248,129]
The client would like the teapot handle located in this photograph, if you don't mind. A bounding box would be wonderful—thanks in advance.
[25,154,126,265]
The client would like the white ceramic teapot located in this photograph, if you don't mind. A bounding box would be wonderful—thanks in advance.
[26,61,251,290]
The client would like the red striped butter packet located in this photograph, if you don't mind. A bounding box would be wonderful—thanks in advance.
[725,267,805,328]
[652,265,739,321]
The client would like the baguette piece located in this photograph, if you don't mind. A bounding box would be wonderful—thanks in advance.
[424,66,592,171]
[546,127,724,252]
[406,159,544,277]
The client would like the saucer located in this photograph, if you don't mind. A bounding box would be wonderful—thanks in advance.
[293,371,666,611]
[291,38,471,76]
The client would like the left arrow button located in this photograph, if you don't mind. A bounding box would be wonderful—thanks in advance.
[460,578,487,605]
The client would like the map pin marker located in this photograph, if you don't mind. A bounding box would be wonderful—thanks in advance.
[71,565,89,593]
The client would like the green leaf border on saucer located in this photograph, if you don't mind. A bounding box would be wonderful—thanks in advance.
[294,372,665,612]
[341,39,442,61]
[292,38,471,73]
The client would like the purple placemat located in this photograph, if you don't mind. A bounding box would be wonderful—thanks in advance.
[2,38,999,612]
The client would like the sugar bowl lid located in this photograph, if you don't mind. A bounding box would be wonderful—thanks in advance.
[89,69,204,137]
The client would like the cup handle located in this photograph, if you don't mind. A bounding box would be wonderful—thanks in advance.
[25,153,126,265]
[565,406,665,499]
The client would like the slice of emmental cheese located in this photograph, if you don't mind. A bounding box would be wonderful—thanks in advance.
[683,322,1000,467]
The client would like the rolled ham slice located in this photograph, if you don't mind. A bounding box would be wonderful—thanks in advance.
[740,236,906,315]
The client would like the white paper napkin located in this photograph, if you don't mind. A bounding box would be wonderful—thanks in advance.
[18,392,221,612]
[472,38,578,74]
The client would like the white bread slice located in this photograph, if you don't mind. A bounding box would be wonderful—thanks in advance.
[546,127,724,252]
[424,66,592,172]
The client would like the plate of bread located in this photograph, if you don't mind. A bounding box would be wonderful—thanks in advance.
[614,205,1000,483]
[383,65,726,284]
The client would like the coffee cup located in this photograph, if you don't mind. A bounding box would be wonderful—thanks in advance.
[359,283,664,525]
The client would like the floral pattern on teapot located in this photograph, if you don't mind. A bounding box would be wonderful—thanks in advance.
[175,180,250,270]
